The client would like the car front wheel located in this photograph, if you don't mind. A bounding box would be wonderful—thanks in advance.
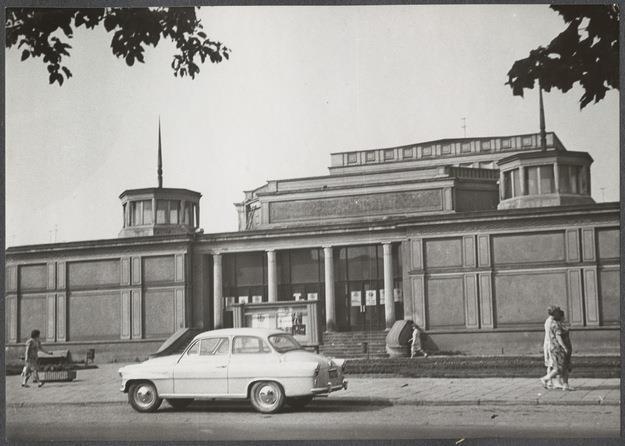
[166,398,193,410]
[129,381,162,413]
[250,381,285,414]
[286,395,314,409]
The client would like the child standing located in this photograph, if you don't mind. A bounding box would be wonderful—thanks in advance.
[21,329,53,388]
[410,324,428,358]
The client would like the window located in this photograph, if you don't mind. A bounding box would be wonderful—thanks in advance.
[131,202,141,226]
[183,203,190,225]
[422,146,432,157]
[501,138,512,149]
[559,165,571,193]
[143,200,152,224]
[570,166,579,193]
[503,170,513,199]
[503,169,520,198]
[579,167,589,194]
[268,334,302,353]
[130,200,152,226]
[347,153,357,164]
[461,143,471,153]
[365,151,376,162]
[233,336,270,354]
[186,340,199,356]
[383,149,394,160]
[156,200,168,224]
[522,136,533,147]
[525,166,539,195]
[481,140,491,151]
[169,201,180,224]
[512,169,520,196]
[539,165,554,194]
[402,147,414,158]
[441,144,452,155]
[200,337,229,355]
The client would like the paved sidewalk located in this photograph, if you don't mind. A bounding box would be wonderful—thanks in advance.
[6,363,620,408]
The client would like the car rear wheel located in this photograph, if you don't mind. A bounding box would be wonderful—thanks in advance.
[286,395,314,409]
[166,398,194,410]
[250,381,285,414]
[129,381,162,413]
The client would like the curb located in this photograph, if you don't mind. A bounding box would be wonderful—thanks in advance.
[7,397,619,409]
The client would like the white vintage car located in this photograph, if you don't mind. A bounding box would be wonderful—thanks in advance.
[119,327,348,413]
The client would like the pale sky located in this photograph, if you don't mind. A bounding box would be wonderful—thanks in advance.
[6,5,620,247]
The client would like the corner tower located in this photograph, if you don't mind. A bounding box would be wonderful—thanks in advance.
[118,121,202,237]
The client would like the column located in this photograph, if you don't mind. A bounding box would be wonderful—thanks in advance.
[383,243,395,330]
[267,250,277,303]
[323,246,336,331]
[519,166,526,196]
[554,162,560,193]
[152,197,157,223]
[213,254,223,329]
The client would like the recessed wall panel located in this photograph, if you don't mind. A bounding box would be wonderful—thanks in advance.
[144,289,175,338]
[143,256,176,283]
[19,295,47,341]
[68,291,121,341]
[494,272,567,326]
[68,260,120,288]
[426,276,465,329]
[425,238,463,268]
[492,232,565,265]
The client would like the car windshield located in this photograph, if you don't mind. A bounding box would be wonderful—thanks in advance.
[268,333,303,353]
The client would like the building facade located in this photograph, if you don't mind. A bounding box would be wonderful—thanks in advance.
[5,132,620,361]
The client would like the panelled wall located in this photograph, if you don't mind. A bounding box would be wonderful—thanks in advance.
[403,225,619,331]
[5,252,190,344]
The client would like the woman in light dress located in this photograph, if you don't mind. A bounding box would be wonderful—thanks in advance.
[541,307,573,391]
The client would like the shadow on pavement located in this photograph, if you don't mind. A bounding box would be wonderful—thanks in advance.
[161,398,393,414]
[570,385,620,391]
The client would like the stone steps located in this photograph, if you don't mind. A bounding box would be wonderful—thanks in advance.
[321,330,389,359]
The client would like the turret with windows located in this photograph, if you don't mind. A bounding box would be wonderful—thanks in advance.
[118,121,202,237]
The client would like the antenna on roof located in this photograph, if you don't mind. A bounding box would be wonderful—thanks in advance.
[158,117,163,188]
[539,81,547,151]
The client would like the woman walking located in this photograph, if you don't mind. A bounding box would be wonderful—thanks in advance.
[21,329,53,388]
[540,307,573,391]
[541,306,555,388]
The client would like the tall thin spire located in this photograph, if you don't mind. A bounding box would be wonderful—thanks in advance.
[539,81,547,150]
[157,117,163,188]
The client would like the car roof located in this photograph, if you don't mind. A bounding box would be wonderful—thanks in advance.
[192,327,286,341]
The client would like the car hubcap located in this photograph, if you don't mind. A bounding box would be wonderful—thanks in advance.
[258,384,277,406]
[136,385,155,407]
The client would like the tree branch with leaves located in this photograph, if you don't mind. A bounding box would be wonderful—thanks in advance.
[506,5,619,109]
[6,7,230,86]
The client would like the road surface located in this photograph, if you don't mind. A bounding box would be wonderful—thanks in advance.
[6,399,619,441]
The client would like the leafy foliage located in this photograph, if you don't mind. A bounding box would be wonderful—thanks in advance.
[6,7,230,86]
[506,5,619,109]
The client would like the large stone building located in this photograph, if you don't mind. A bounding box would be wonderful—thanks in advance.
[5,131,619,361]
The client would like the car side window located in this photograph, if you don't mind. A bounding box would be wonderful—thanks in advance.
[215,338,230,355]
[232,336,271,354]
[186,340,200,356]
[199,337,230,356]
[199,338,220,355]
